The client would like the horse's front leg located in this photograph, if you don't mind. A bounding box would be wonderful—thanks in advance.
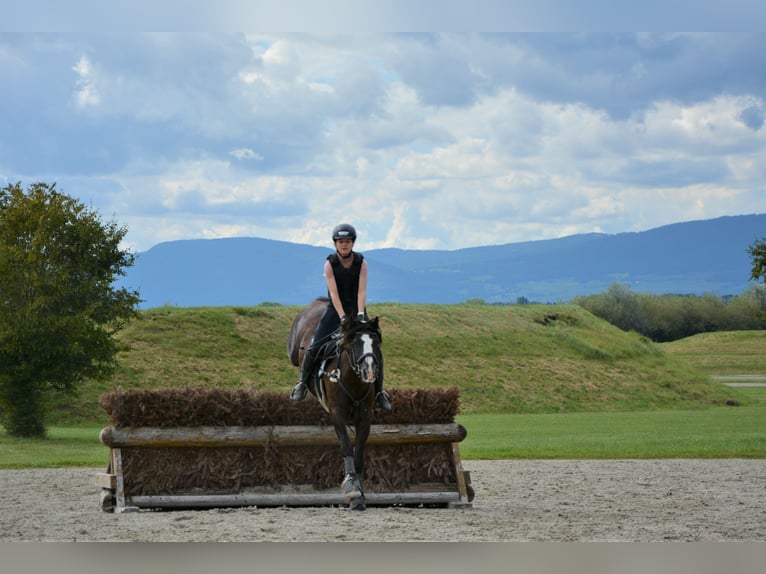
[347,416,370,512]
[332,414,363,500]
[353,417,371,480]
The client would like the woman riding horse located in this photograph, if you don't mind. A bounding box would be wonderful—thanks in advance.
[290,223,392,412]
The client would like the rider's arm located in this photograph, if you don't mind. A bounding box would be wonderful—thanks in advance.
[324,260,346,319]
[357,259,368,316]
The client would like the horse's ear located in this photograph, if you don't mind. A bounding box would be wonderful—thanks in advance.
[371,316,379,328]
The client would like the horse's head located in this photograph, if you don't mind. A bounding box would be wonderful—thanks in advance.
[341,315,382,385]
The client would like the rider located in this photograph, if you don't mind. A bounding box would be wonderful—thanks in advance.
[290,223,392,412]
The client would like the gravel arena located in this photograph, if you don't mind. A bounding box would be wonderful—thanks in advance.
[1,459,764,542]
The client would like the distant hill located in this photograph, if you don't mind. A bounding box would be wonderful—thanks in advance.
[117,214,766,309]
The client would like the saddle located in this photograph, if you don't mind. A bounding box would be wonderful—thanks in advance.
[310,333,341,384]
[305,335,341,412]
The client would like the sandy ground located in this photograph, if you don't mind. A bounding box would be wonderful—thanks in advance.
[0,459,764,542]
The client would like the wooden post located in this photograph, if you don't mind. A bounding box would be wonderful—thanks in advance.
[110,448,127,513]
[449,442,473,508]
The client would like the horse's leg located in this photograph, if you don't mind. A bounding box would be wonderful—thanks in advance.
[353,417,370,480]
[348,417,370,512]
[332,414,363,501]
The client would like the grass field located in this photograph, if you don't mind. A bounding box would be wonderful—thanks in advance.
[458,387,766,460]
[0,425,105,468]
[2,305,764,466]
[2,388,764,468]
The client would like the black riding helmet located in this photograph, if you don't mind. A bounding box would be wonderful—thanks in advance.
[332,223,357,242]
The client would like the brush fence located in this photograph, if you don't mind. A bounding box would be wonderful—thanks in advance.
[96,389,473,512]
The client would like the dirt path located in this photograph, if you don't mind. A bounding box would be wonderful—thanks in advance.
[1,459,764,542]
[714,374,766,387]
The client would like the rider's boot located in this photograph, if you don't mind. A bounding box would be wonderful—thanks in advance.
[374,355,392,412]
[291,347,316,401]
[290,380,308,401]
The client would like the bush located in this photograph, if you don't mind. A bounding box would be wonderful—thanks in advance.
[574,283,766,342]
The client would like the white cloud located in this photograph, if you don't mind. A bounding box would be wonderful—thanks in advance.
[72,54,100,108]
[2,33,765,253]
[230,148,263,161]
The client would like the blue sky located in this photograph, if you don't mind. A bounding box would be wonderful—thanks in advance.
[2,31,765,252]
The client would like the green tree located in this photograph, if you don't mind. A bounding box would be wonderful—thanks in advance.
[748,237,766,321]
[724,285,766,328]
[0,182,140,437]
[748,237,766,285]
[575,283,648,335]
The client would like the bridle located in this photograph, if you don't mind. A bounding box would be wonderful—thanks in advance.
[332,322,381,407]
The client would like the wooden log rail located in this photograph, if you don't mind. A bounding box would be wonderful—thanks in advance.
[100,423,467,449]
[127,490,462,509]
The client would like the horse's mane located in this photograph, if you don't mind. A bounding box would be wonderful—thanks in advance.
[343,316,382,342]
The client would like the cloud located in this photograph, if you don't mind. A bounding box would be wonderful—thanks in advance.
[230,148,264,161]
[1,32,765,253]
[72,55,100,108]
[386,34,482,107]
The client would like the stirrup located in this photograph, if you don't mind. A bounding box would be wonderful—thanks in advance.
[291,381,308,401]
[375,391,392,412]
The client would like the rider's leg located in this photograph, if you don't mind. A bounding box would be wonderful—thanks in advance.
[290,344,317,400]
[374,352,392,412]
[291,304,340,401]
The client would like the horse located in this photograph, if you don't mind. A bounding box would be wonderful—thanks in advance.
[287,297,382,511]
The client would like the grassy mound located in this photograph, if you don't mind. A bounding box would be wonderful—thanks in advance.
[661,330,766,375]
[49,303,742,425]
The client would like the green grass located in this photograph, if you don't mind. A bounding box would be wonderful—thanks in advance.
[46,303,744,425]
[0,426,106,468]
[3,306,765,466]
[2,391,764,468]
[735,385,766,406]
[660,330,766,375]
[458,393,766,459]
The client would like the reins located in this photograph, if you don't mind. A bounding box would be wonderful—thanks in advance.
[332,322,381,407]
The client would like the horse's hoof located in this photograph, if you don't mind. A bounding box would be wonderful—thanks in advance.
[349,497,366,512]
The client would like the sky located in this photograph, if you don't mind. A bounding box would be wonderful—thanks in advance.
[2,30,766,252]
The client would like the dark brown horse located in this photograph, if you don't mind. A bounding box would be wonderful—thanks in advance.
[287,297,383,511]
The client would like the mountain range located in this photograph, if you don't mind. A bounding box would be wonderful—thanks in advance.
[117,214,766,309]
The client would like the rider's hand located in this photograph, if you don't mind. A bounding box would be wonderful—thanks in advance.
[357,312,368,323]
[340,314,349,326]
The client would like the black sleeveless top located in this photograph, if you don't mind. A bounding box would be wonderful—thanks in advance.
[327,252,364,316]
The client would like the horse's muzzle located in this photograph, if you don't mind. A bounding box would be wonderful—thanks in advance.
[357,356,377,384]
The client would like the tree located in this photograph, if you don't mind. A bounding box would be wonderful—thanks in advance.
[748,237,766,320]
[748,237,766,285]
[0,182,140,437]
[575,283,648,335]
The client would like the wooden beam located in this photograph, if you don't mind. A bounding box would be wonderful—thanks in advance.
[95,473,116,489]
[100,423,467,448]
[111,448,127,512]
[452,442,469,502]
[127,490,462,509]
